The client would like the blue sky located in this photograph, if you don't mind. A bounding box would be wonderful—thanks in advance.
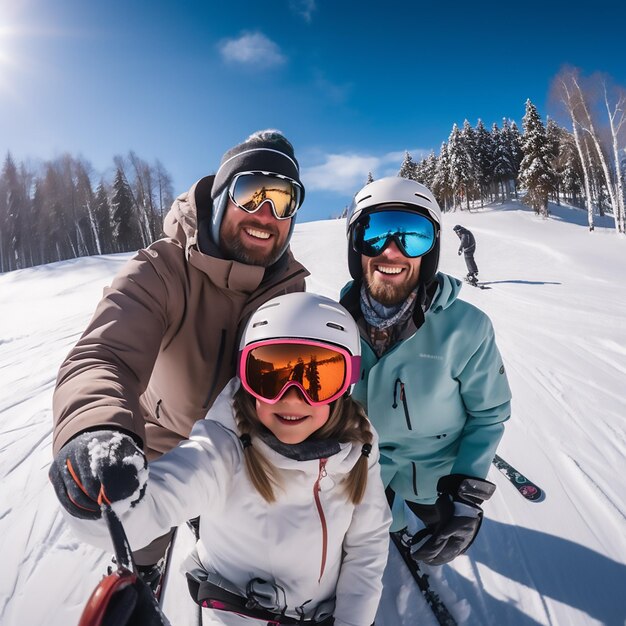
[1,0,625,222]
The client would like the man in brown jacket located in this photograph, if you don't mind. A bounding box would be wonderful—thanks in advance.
[49,130,309,583]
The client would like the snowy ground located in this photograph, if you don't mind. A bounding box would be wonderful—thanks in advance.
[1,200,625,626]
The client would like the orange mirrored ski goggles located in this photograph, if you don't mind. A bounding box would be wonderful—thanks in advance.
[229,171,303,220]
[239,339,360,405]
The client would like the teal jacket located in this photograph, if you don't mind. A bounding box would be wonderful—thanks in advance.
[342,273,511,519]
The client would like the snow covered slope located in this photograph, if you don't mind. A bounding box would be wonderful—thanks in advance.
[1,201,625,625]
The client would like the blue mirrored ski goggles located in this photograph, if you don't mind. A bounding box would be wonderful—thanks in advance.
[351,209,437,258]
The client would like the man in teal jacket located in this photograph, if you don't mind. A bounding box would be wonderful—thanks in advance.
[340,177,511,565]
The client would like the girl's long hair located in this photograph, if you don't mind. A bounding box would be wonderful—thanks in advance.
[233,386,373,505]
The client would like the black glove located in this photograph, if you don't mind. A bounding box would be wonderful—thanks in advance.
[409,474,495,565]
[49,429,147,520]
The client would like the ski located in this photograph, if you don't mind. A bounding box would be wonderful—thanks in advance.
[160,522,202,625]
[492,454,544,501]
[390,531,457,626]
[154,531,176,603]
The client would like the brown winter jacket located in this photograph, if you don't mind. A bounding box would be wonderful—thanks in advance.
[52,176,309,459]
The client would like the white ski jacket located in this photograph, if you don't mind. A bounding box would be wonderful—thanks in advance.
[64,380,392,626]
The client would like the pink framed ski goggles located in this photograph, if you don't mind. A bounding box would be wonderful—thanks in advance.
[238,339,361,406]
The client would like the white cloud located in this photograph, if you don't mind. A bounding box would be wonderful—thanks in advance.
[289,0,316,22]
[218,32,286,67]
[302,154,379,194]
[301,148,429,194]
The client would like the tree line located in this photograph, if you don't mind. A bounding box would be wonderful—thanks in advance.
[2,67,623,275]
[393,67,625,235]
[0,152,174,273]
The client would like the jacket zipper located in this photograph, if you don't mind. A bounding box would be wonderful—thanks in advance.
[203,329,226,408]
[392,378,413,431]
[313,458,329,583]
[392,381,419,494]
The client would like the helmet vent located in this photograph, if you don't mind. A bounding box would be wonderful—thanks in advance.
[357,194,372,204]
[252,321,268,328]
[319,302,347,316]
[326,322,345,332]
[413,192,432,203]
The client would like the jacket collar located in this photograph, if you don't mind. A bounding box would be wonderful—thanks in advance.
[163,176,308,294]
[257,428,341,461]
[206,379,362,475]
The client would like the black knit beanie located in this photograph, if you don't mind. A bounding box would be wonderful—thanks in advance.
[211,130,303,200]
[208,130,304,251]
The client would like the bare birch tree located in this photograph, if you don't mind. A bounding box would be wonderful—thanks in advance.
[601,79,626,233]
[552,67,625,234]
[154,159,173,230]
[552,69,596,230]
[127,151,156,243]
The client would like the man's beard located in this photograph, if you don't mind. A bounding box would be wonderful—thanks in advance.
[220,220,287,267]
[363,267,419,306]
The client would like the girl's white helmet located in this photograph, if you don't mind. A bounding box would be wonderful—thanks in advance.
[241,292,361,359]
[346,176,443,284]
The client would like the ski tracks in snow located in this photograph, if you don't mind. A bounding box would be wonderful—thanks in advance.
[2,212,626,625]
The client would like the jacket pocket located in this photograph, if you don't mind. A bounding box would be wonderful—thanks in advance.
[392,378,412,431]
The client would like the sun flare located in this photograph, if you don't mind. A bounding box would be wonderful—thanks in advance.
[0,3,62,98]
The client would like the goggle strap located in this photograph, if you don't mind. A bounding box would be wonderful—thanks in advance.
[349,356,361,384]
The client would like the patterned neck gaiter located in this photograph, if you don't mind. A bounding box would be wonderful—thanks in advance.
[360,284,418,357]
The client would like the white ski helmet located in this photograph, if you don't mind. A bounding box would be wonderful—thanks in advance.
[240,292,361,360]
[346,177,443,284]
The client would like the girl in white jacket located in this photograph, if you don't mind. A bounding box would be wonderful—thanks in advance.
[63,292,392,626]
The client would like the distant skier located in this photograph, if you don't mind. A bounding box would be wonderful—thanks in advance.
[54,293,392,626]
[453,224,479,285]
